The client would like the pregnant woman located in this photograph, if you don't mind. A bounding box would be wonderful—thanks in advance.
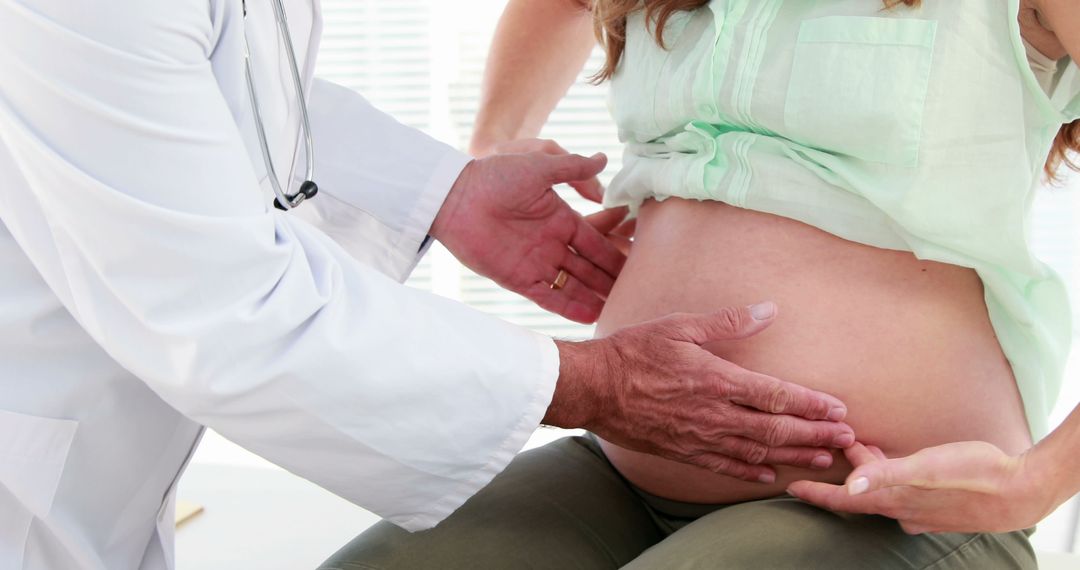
[321,0,1079,568]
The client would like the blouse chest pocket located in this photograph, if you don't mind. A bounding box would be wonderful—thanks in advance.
[784,17,938,167]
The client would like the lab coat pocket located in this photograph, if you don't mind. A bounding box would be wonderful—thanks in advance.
[0,409,78,519]
[784,17,937,167]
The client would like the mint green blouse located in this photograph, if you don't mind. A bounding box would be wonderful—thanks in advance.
[604,0,1080,438]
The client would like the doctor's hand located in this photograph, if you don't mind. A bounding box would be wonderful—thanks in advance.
[479,138,636,255]
[431,151,627,323]
[786,441,1057,534]
[545,303,856,482]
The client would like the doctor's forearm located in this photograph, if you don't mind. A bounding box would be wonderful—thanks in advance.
[470,0,596,156]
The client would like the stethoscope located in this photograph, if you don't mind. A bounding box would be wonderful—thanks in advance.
[241,0,318,210]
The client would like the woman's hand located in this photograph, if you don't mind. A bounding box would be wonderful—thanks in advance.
[787,441,1057,534]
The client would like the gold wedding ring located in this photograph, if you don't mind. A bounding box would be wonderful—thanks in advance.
[550,269,569,290]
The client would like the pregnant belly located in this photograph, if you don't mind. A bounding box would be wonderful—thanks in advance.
[595,198,1032,504]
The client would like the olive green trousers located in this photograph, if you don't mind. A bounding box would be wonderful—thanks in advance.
[319,436,1036,569]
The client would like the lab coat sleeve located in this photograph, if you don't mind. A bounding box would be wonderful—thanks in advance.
[296,79,471,282]
[0,0,558,531]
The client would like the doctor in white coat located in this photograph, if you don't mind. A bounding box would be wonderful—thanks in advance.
[0,1,857,568]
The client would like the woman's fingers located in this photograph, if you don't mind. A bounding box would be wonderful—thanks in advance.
[848,442,1010,496]
[840,443,886,495]
[843,442,881,468]
[786,481,905,518]
[848,447,954,496]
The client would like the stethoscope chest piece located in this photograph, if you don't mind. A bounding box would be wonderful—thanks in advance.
[273,180,319,211]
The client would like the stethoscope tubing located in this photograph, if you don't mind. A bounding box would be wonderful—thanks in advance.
[242,0,318,210]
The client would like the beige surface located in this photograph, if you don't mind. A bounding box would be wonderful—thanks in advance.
[174,501,204,528]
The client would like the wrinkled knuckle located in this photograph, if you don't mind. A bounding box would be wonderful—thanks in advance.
[713,458,741,478]
[741,441,770,465]
[716,306,744,334]
[764,417,794,447]
[700,456,724,473]
[805,397,829,420]
[767,384,792,414]
[713,375,737,400]
[709,406,738,433]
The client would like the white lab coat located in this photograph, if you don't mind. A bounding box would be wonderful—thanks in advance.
[0,1,560,568]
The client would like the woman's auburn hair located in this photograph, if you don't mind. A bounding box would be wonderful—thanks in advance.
[590,0,1080,177]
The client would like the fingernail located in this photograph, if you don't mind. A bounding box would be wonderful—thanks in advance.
[827,406,847,422]
[833,433,855,448]
[811,454,832,470]
[848,477,870,496]
[757,472,776,484]
[750,302,776,321]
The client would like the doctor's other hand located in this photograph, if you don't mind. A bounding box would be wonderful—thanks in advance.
[431,151,626,324]
[546,303,856,482]
[787,441,1056,535]
[481,138,637,255]
[477,138,606,202]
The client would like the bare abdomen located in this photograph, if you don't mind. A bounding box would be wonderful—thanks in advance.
[595,198,1031,504]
